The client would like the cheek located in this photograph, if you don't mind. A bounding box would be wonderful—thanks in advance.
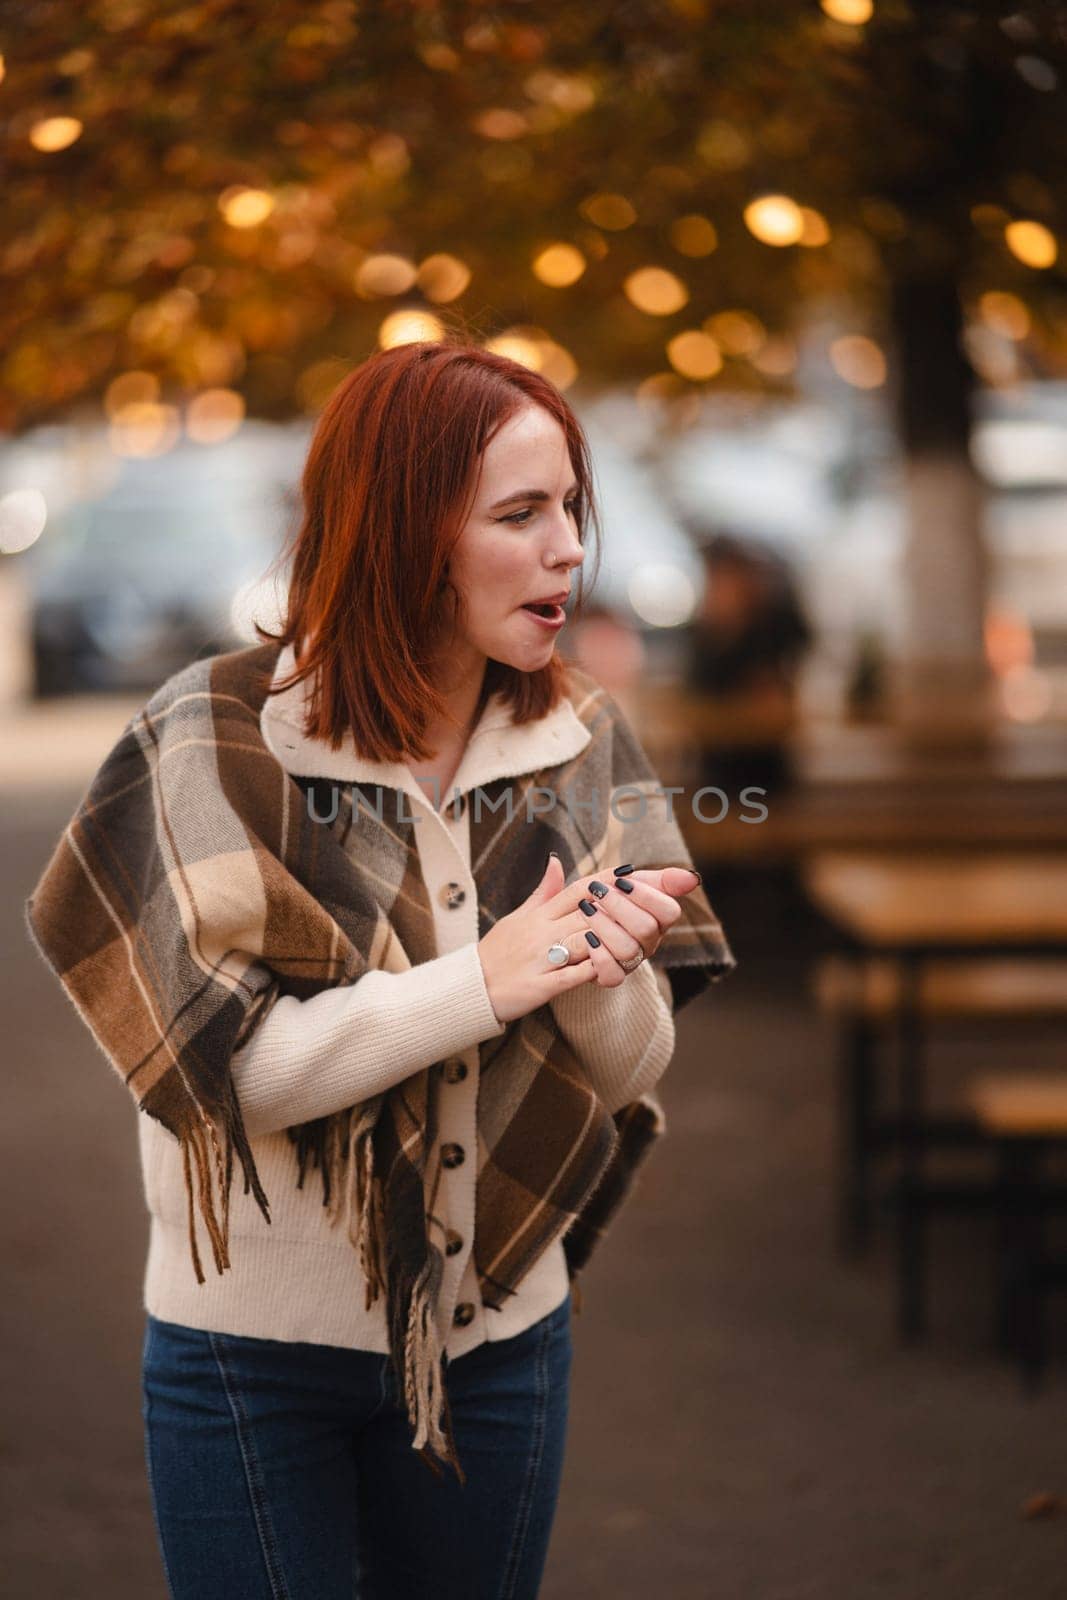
[457,536,527,603]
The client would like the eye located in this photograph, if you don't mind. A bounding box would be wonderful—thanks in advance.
[499,497,580,527]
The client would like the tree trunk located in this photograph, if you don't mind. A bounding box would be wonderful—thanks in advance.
[887,270,994,747]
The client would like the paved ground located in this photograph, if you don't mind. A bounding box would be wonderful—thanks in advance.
[5,762,1067,1598]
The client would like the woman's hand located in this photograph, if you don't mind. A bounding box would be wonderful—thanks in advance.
[476,856,702,1024]
[571,864,700,989]
[572,864,703,985]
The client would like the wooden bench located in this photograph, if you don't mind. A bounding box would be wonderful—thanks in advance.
[969,1074,1067,1388]
[971,1075,1067,1135]
[814,955,1067,1020]
[813,956,1067,1260]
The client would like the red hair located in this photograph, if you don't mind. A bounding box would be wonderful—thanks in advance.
[255,338,603,762]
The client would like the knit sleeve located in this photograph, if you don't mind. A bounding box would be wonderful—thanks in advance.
[550,960,675,1116]
[229,942,506,1138]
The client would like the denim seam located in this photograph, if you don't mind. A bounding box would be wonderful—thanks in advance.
[499,1309,552,1599]
[142,1321,181,1600]
[208,1330,293,1600]
[376,1352,391,1418]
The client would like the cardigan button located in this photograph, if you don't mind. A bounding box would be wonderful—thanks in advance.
[441,1142,465,1169]
[445,1230,463,1256]
[440,881,466,910]
[453,1301,476,1327]
[442,1059,468,1084]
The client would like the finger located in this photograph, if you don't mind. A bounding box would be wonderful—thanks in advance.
[579,879,663,950]
[546,865,690,928]
[583,929,627,988]
[542,931,591,970]
[547,953,600,993]
[570,906,643,969]
[614,865,702,899]
[561,868,685,928]
[597,873,682,934]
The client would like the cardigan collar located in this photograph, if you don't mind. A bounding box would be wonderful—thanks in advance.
[260,641,591,809]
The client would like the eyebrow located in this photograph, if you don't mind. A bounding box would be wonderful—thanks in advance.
[489,481,580,511]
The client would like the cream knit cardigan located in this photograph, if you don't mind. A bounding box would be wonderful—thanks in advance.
[139,644,676,1357]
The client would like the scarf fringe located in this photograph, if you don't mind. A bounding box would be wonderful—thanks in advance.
[167,1073,272,1287]
[400,1250,466,1486]
[170,1073,466,1483]
[276,1103,466,1483]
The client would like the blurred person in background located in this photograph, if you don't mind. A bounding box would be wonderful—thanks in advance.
[681,530,813,801]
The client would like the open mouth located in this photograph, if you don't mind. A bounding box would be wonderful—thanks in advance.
[521,602,564,620]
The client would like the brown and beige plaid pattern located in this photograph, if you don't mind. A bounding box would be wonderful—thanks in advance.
[25,640,735,1481]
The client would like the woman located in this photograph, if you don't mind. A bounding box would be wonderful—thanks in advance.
[25,339,735,1599]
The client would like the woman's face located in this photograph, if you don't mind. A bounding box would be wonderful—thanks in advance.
[440,403,586,683]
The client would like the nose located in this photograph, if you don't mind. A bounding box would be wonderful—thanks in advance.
[544,509,584,570]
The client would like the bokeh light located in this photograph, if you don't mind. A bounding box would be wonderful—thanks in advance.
[356,254,418,297]
[378,309,445,347]
[472,108,530,140]
[0,489,48,555]
[830,334,887,387]
[624,267,689,315]
[744,194,805,247]
[482,329,578,388]
[978,291,1031,340]
[667,331,723,381]
[821,0,874,23]
[628,564,698,627]
[704,310,766,356]
[29,116,83,152]
[669,214,719,257]
[218,187,276,228]
[1004,219,1058,269]
[486,332,544,369]
[537,340,578,389]
[416,254,472,302]
[579,193,637,230]
[109,402,182,458]
[104,371,160,417]
[799,207,831,246]
[532,244,586,287]
[185,388,246,444]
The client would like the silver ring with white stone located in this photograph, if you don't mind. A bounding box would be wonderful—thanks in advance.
[546,942,570,968]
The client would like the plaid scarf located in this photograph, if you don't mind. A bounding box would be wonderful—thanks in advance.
[24,640,735,1482]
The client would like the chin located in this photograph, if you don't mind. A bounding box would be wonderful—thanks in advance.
[501,644,556,672]
[483,633,556,671]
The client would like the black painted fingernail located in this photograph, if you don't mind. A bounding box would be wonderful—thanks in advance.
[588,880,610,898]
[614,878,634,894]
[578,898,598,916]
[613,863,635,876]
[585,931,601,948]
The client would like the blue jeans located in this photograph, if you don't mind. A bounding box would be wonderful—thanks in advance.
[140,1289,573,1600]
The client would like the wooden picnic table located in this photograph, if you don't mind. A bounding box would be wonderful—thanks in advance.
[804,852,1067,951]
[801,849,1067,1342]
